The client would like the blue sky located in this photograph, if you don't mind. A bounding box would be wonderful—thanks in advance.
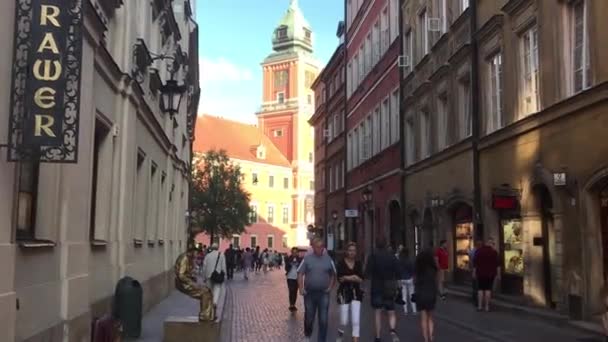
[196,0,343,123]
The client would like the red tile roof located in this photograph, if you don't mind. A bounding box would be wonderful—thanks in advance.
[194,115,291,167]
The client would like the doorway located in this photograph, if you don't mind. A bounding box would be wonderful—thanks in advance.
[600,184,608,281]
[533,185,555,308]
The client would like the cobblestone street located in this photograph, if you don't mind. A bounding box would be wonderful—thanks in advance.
[220,269,603,342]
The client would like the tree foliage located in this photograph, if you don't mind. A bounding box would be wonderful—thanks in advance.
[190,149,252,242]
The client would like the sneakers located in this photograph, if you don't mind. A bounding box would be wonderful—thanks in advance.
[390,329,400,342]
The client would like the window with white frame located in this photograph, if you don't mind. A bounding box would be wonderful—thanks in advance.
[373,108,380,155]
[282,206,289,224]
[250,235,257,248]
[406,117,416,164]
[571,0,591,93]
[437,95,448,149]
[353,128,359,166]
[250,204,258,223]
[327,118,334,142]
[403,30,413,74]
[353,55,359,89]
[365,35,371,74]
[347,133,353,169]
[360,121,367,161]
[365,116,372,160]
[420,109,431,158]
[381,8,389,53]
[520,26,539,116]
[439,0,447,33]
[347,63,353,96]
[390,0,399,42]
[487,52,503,133]
[458,77,471,139]
[382,99,390,149]
[328,166,333,191]
[391,90,400,144]
[373,21,380,64]
[267,235,274,249]
[359,46,365,80]
[418,9,429,59]
[267,204,274,224]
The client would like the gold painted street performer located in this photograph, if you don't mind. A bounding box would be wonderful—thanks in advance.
[174,247,215,321]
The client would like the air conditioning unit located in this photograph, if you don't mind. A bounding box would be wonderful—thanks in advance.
[398,55,410,68]
[428,18,442,32]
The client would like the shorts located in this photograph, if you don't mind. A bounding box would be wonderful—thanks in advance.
[477,276,495,291]
[371,291,396,311]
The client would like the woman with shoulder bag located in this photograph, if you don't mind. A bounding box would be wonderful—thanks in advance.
[414,249,438,342]
[337,242,364,341]
[202,243,226,316]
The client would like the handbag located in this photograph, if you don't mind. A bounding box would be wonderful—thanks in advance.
[210,253,225,284]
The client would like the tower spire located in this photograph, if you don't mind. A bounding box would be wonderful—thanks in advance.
[290,0,298,9]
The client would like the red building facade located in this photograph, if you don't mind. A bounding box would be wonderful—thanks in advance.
[345,0,402,256]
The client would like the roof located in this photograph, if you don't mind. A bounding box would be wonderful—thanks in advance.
[271,0,313,53]
[194,115,291,168]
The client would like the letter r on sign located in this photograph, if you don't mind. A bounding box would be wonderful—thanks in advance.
[34,115,57,138]
[40,5,60,27]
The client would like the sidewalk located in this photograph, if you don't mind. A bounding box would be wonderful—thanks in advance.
[134,278,226,342]
[447,283,606,338]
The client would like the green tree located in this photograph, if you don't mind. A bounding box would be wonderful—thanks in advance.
[190,149,252,245]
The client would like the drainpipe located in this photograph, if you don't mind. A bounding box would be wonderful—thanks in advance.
[343,0,350,248]
[470,2,483,240]
[398,0,406,249]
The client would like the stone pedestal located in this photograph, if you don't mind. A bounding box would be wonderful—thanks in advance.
[163,316,220,342]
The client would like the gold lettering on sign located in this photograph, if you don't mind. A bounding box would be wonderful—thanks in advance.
[34,87,56,109]
[34,115,56,137]
[40,5,60,27]
[33,60,62,81]
[37,33,60,53]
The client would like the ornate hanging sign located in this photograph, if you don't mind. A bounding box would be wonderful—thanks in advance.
[7,0,83,162]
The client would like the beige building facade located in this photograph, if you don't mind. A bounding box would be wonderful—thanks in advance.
[0,0,200,341]
[401,0,608,319]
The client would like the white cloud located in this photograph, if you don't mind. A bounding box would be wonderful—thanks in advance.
[199,57,254,83]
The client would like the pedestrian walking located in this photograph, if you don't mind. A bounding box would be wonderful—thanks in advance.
[298,238,336,342]
[414,249,439,342]
[202,243,227,318]
[469,240,483,306]
[366,238,400,342]
[473,238,500,312]
[242,247,253,280]
[336,242,364,342]
[225,244,236,280]
[262,248,270,273]
[398,248,416,315]
[434,240,449,300]
[254,246,261,273]
[285,247,303,312]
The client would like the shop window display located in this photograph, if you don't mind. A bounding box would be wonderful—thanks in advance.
[502,219,524,275]
[455,222,474,271]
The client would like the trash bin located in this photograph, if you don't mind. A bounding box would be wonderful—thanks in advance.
[112,276,142,338]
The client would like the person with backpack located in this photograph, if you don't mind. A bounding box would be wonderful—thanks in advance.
[366,238,400,342]
[202,243,226,316]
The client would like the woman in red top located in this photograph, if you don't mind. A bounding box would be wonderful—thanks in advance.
[473,239,500,312]
[434,240,449,300]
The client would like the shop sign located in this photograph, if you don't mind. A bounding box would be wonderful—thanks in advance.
[6,0,83,162]
[553,172,567,186]
[492,195,518,210]
[344,209,358,218]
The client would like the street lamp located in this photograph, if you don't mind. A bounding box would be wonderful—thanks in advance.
[160,78,186,117]
[362,186,372,204]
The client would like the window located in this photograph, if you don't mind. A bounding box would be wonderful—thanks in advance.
[252,172,259,185]
[382,99,390,149]
[268,205,274,224]
[460,0,469,14]
[308,152,313,163]
[232,235,240,248]
[403,30,412,74]
[390,0,399,42]
[250,204,258,223]
[381,8,389,53]
[365,117,372,160]
[521,26,539,116]
[309,180,314,191]
[333,114,340,136]
[277,92,285,104]
[420,109,431,158]
[488,53,503,133]
[438,0,448,33]
[365,34,372,74]
[274,70,288,88]
[406,117,416,165]
[373,22,380,64]
[135,152,146,240]
[90,121,111,241]
[304,28,312,41]
[347,63,353,96]
[571,0,591,93]
[282,206,289,224]
[335,165,340,190]
[329,166,333,191]
[250,235,258,248]
[458,78,471,139]
[437,95,448,149]
[269,175,274,188]
[359,46,365,79]
[391,90,400,144]
[283,177,289,189]
[353,55,359,89]
[276,27,287,39]
[418,9,429,58]
[273,129,283,137]
[267,235,274,249]
[282,236,289,248]
[373,108,380,155]
[354,127,360,166]
[16,161,40,240]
